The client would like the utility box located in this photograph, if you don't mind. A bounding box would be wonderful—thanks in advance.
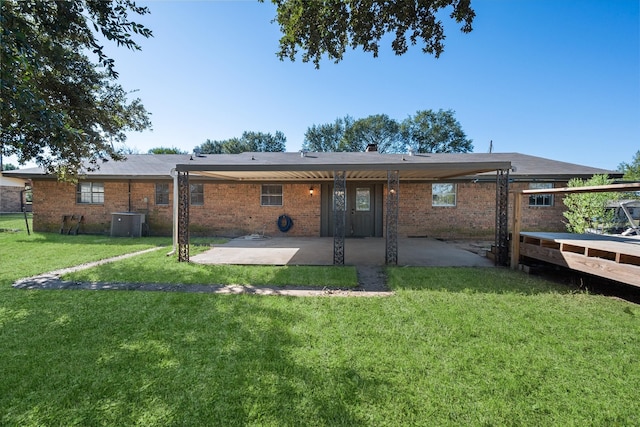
[110,212,145,237]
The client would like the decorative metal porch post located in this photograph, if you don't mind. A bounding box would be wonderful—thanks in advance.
[333,170,346,265]
[386,170,399,265]
[177,171,190,262]
[495,169,510,266]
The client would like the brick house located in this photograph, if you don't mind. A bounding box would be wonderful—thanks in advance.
[5,152,620,240]
[0,173,29,213]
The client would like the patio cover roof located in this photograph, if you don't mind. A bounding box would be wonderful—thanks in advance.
[176,152,512,181]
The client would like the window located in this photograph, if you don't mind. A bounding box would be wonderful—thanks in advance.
[24,184,33,205]
[155,183,169,205]
[432,183,456,207]
[77,182,104,204]
[355,187,371,211]
[528,183,554,206]
[261,184,283,206]
[190,183,204,206]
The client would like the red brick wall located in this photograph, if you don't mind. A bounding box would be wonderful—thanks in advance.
[31,179,567,238]
[392,181,567,239]
[189,182,321,237]
[0,186,24,212]
[31,179,321,237]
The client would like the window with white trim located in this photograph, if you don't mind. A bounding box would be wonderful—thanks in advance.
[261,184,283,206]
[76,182,104,204]
[432,183,456,207]
[528,183,554,206]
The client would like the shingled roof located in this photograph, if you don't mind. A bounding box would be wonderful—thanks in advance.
[4,152,620,181]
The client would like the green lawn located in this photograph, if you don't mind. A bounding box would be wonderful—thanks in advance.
[62,247,357,288]
[1,218,639,426]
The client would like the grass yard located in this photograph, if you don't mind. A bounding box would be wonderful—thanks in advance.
[1,217,639,425]
[62,246,357,288]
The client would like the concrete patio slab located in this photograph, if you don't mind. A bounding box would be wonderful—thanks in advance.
[190,237,494,267]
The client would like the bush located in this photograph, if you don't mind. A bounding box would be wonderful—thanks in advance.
[563,174,619,233]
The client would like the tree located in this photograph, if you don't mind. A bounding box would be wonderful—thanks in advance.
[302,116,354,152]
[241,131,287,152]
[1,0,152,179]
[563,174,619,234]
[618,150,640,181]
[267,0,475,68]
[148,147,187,155]
[197,131,286,154]
[400,109,473,153]
[345,114,402,153]
[2,163,18,171]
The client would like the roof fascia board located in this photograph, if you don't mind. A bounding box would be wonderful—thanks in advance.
[175,161,511,173]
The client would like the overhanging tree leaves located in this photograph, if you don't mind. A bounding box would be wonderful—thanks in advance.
[267,0,475,68]
[401,109,473,153]
[0,0,152,179]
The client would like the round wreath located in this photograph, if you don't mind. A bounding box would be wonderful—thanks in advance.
[277,214,293,232]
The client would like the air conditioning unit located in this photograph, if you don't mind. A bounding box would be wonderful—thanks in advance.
[110,212,145,237]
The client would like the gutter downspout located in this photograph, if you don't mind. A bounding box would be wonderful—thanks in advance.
[167,168,179,256]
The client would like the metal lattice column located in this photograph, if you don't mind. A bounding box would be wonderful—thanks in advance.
[333,170,346,265]
[386,170,400,265]
[495,169,509,266]
[177,171,190,262]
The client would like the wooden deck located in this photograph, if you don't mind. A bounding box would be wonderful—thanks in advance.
[518,232,640,287]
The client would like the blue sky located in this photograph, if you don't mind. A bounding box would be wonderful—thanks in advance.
[102,0,638,171]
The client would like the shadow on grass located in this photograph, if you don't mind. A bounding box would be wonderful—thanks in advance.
[12,233,171,246]
[386,266,576,296]
[0,293,386,425]
[61,251,358,288]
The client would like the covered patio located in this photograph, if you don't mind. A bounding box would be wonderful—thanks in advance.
[190,237,494,267]
[173,152,512,265]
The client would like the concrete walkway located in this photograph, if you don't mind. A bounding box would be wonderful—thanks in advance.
[190,237,494,267]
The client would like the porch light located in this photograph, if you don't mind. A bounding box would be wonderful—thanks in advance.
[309,187,314,196]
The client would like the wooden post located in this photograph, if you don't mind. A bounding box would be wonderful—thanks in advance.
[511,192,522,269]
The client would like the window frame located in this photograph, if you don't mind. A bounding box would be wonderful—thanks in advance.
[190,183,204,206]
[76,182,104,204]
[261,184,283,206]
[528,182,554,207]
[155,182,170,206]
[432,183,457,207]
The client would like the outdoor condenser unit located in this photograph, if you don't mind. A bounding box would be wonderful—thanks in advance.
[110,212,145,237]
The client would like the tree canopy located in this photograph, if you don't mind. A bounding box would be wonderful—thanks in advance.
[618,150,640,181]
[197,131,286,154]
[303,116,354,152]
[0,0,152,179]
[148,147,187,155]
[400,109,472,153]
[267,0,475,68]
[302,110,471,153]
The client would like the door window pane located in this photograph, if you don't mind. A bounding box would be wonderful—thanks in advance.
[355,187,371,211]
